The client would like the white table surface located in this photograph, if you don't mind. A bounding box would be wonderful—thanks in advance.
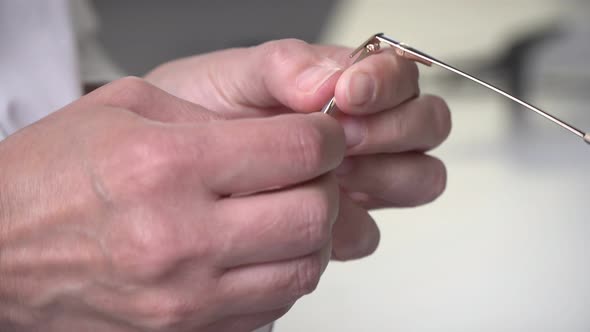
[277,1,590,330]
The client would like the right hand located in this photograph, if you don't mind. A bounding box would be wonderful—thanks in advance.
[0,77,345,332]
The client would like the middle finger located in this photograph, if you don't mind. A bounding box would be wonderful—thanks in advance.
[339,94,451,154]
[336,153,447,207]
[212,174,339,268]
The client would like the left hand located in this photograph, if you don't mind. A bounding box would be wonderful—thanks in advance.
[146,39,451,261]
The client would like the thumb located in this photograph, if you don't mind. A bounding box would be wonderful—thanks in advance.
[204,39,350,113]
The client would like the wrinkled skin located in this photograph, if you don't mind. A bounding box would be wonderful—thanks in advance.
[0,39,451,332]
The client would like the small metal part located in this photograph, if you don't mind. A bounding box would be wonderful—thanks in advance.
[320,97,337,114]
[322,37,381,115]
[349,34,382,59]
[320,33,589,144]
[395,42,432,66]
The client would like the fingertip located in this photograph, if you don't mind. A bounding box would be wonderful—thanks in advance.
[431,95,452,144]
[331,197,381,261]
[335,67,382,115]
[334,49,421,115]
[366,218,381,256]
[413,95,452,151]
[425,155,448,204]
[258,39,346,113]
[355,210,380,259]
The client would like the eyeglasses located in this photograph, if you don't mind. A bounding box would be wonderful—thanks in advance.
[321,33,590,145]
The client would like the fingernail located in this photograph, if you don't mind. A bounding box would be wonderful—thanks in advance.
[341,117,365,147]
[334,158,354,176]
[296,62,341,93]
[347,72,374,106]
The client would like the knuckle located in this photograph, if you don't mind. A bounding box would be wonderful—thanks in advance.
[260,38,311,68]
[293,255,323,296]
[111,76,152,93]
[104,76,155,109]
[113,129,183,195]
[110,219,182,281]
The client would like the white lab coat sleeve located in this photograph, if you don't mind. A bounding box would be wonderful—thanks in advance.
[0,0,81,138]
[0,2,275,331]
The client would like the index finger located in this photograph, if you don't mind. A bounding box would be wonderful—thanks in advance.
[334,49,420,115]
[175,113,345,196]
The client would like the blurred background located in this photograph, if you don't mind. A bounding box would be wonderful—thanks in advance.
[85,0,590,331]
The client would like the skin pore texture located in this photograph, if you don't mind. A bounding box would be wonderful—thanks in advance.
[0,39,450,332]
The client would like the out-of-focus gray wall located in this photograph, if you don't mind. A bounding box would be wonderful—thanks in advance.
[90,0,336,75]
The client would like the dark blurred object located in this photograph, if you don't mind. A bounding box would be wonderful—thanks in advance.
[91,0,337,75]
[483,26,562,102]
[437,25,562,102]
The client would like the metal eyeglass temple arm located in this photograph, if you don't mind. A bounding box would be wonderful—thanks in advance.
[321,33,590,145]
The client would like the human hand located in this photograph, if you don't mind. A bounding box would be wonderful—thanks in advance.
[0,77,345,332]
[146,39,451,260]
